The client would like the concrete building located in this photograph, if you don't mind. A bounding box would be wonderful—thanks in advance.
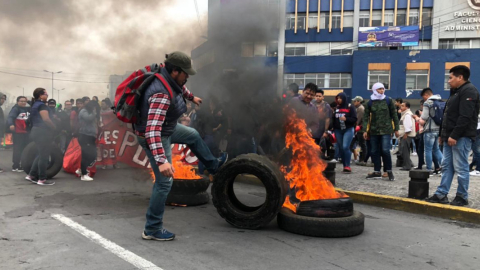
[191,0,480,102]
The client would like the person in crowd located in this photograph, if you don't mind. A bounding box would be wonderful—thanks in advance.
[285,83,300,102]
[312,89,332,157]
[391,98,403,152]
[333,92,357,173]
[289,83,319,138]
[362,83,399,181]
[352,96,366,165]
[56,100,74,152]
[71,98,84,135]
[413,100,426,170]
[7,96,30,172]
[397,102,416,171]
[0,92,5,172]
[92,96,99,103]
[82,96,91,104]
[420,88,443,175]
[25,88,56,185]
[135,51,228,241]
[77,101,98,181]
[101,99,112,113]
[70,98,75,107]
[427,65,480,206]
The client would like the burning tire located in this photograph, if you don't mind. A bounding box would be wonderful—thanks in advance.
[166,191,210,206]
[212,154,288,229]
[21,142,63,179]
[296,198,353,218]
[170,176,210,195]
[277,208,365,238]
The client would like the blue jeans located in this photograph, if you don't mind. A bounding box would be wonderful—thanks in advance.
[370,134,393,172]
[424,132,443,171]
[334,128,354,167]
[472,132,480,170]
[435,137,472,200]
[138,124,219,233]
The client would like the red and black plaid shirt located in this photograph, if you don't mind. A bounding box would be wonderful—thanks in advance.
[136,87,194,165]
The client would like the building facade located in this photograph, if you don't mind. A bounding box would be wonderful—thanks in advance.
[191,0,480,101]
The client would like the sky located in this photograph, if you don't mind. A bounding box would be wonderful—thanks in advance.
[0,0,208,105]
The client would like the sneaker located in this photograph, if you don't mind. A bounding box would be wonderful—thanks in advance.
[450,196,468,206]
[429,170,435,176]
[412,152,417,156]
[80,175,94,181]
[17,168,24,172]
[25,175,37,183]
[36,179,55,186]
[426,194,449,204]
[12,168,18,172]
[142,229,175,241]
[332,159,338,163]
[470,170,480,176]
[355,161,366,166]
[387,171,395,181]
[343,167,351,174]
[366,172,382,180]
[382,172,388,178]
[217,152,229,168]
[75,169,81,176]
[414,167,423,170]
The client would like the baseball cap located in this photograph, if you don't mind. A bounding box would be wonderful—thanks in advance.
[48,99,57,105]
[165,51,196,76]
[352,96,363,102]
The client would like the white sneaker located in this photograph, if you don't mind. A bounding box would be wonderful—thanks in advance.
[75,169,81,176]
[412,152,417,156]
[80,175,94,181]
[470,170,480,176]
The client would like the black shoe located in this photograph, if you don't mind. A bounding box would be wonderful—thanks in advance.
[414,166,423,170]
[366,172,382,180]
[426,194,449,204]
[450,196,468,206]
[387,171,395,181]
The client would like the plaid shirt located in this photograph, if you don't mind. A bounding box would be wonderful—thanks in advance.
[136,87,194,165]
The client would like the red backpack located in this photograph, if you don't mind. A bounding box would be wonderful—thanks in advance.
[113,63,174,123]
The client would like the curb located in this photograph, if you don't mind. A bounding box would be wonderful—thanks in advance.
[337,189,480,225]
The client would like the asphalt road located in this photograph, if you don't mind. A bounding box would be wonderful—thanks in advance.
[0,151,479,270]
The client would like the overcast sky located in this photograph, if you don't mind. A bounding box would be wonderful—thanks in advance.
[0,0,208,104]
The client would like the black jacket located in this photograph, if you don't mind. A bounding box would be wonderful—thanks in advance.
[333,92,357,130]
[440,81,480,141]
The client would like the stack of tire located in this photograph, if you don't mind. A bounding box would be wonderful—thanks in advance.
[212,154,365,237]
[166,175,210,206]
[21,142,63,179]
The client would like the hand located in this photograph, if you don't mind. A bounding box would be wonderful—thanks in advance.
[439,137,443,145]
[447,137,457,146]
[9,125,14,132]
[363,133,368,140]
[192,97,202,106]
[159,162,175,177]
[340,116,346,121]
[394,131,399,138]
[403,134,407,140]
[323,132,329,138]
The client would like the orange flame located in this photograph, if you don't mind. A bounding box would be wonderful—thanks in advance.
[282,107,347,212]
[4,133,12,145]
[150,155,201,182]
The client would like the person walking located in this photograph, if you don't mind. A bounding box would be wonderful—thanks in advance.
[352,96,366,165]
[312,89,332,158]
[397,102,416,171]
[362,83,399,181]
[333,92,357,173]
[135,51,228,241]
[7,96,30,172]
[76,101,98,181]
[427,65,480,206]
[25,88,56,185]
[420,88,443,174]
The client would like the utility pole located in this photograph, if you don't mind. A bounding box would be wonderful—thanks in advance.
[44,70,62,99]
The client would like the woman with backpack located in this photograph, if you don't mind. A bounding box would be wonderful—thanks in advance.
[76,101,98,181]
[332,92,357,174]
[25,88,56,185]
[7,96,30,172]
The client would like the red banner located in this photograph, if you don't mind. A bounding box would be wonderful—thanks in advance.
[96,112,198,168]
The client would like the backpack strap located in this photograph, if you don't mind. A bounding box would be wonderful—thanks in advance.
[154,73,174,101]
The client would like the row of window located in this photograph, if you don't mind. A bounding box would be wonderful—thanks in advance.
[284,73,352,89]
[370,70,453,91]
[286,9,432,30]
[241,41,279,57]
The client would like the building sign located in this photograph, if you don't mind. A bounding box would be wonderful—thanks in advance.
[358,26,419,47]
[445,1,480,31]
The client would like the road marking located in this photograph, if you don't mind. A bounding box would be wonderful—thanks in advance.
[51,214,163,270]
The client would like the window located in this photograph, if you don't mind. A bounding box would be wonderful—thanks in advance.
[384,10,395,26]
[422,8,432,26]
[331,49,353,55]
[368,70,390,89]
[343,12,354,28]
[439,39,471,49]
[284,73,349,89]
[330,73,352,88]
[409,9,419,25]
[445,70,450,90]
[396,10,406,26]
[326,12,341,29]
[267,41,278,57]
[308,15,318,29]
[359,11,369,27]
[241,42,254,57]
[297,15,306,30]
[254,42,267,56]
[406,70,428,90]
[320,12,328,29]
[285,43,306,56]
[286,14,295,30]
[372,11,382,27]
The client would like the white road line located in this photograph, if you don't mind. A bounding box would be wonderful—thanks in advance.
[51,214,163,270]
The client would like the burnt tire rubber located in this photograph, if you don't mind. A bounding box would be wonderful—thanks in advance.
[21,142,63,179]
[170,176,210,195]
[296,198,353,218]
[212,154,288,229]
[166,191,210,206]
[277,208,365,238]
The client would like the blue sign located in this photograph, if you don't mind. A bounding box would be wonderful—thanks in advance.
[358,26,420,47]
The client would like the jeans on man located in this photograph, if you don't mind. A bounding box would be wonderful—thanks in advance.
[435,137,472,200]
[398,137,413,170]
[370,134,392,172]
[138,124,219,233]
[471,132,480,170]
[29,127,53,180]
[334,127,354,167]
[424,132,443,171]
[12,133,29,169]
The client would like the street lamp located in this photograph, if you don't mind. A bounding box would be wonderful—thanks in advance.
[53,88,65,103]
[43,70,62,99]
[16,86,24,96]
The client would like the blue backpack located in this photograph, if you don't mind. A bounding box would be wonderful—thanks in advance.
[429,100,446,126]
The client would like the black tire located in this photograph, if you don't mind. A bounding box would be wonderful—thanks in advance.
[170,176,210,195]
[277,208,365,238]
[323,171,336,186]
[166,191,210,206]
[21,142,63,179]
[212,154,288,229]
[296,198,353,218]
